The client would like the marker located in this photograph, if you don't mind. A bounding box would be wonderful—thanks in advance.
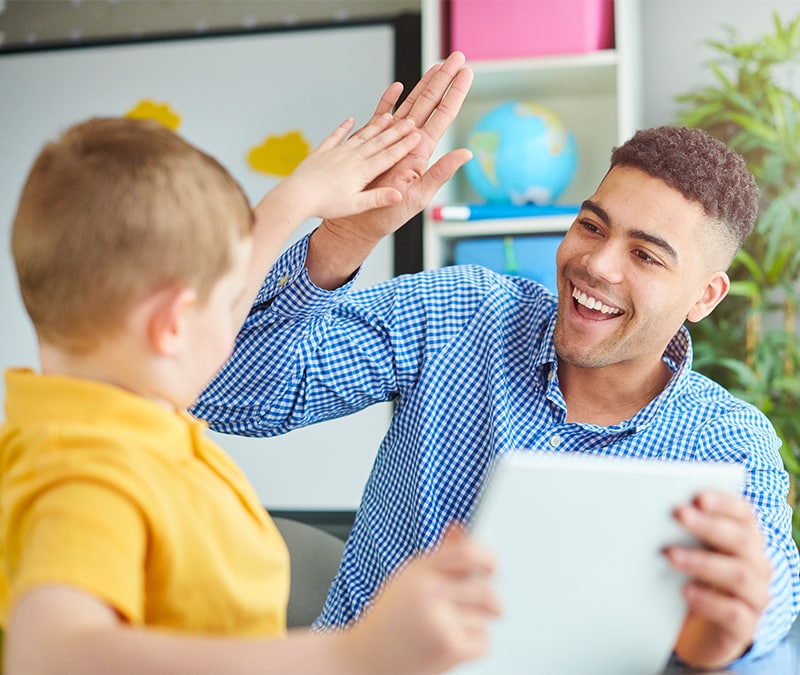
[431,203,580,221]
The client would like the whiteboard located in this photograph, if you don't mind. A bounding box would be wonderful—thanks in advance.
[0,24,400,510]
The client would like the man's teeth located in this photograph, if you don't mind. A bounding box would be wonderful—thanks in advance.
[572,287,621,315]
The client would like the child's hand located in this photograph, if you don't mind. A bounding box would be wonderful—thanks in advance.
[286,113,422,220]
[344,524,501,674]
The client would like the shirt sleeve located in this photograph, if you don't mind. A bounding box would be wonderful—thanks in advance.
[192,238,499,439]
[692,408,800,664]
[192,232,400,437]
[9,480,148,624]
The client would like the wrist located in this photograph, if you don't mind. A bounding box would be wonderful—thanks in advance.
[327,623,379,675]
[306,223,377,290]
[253,178,312,230]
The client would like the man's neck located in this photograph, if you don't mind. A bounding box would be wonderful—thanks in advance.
[558,357,673,426]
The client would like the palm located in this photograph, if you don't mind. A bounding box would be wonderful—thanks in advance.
[320,52,474,246]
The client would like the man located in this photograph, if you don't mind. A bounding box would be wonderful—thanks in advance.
[193,54,800,669]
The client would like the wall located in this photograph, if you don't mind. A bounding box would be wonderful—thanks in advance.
[2,0,798,515]
[0,0,419,47]
[0,1,419,516]
[640,0,799,127]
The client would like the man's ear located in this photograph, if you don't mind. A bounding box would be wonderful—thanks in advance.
[686,271,730,323]
[147,287,197,356]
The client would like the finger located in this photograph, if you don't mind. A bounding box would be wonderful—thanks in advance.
[360,130,421,178]
[421,66,474,142]
[448,576,502,616]
[315,117,356,151]
[694,491,757,522]
[358,117,416,153]
[412,148,474,206]
[666,546,771,611]
[681,580,760,638]
[392,61,443,121]
[353,187,404,212]
[394,51,467,123]
[348,112,394,145]
[674,501,763,559]
[433,529,496,577]
[449,614,493,659]
[370,81,405,119]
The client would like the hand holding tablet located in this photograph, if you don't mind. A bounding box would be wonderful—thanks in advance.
[455,451,745,675]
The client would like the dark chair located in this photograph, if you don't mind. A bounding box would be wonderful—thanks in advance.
[272,516,346,629]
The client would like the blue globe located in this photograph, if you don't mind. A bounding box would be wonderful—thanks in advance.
[464,101,578,205]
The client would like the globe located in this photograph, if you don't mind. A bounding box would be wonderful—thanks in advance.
[464,101,578,205]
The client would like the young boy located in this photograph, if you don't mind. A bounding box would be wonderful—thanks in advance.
[0,113,499,673]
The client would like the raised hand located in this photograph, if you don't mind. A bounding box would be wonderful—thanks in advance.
[668,491,772,669]
[306,51,475,289]
[287,113,422,220]
[344,524,501,675]
[244,113,421,317]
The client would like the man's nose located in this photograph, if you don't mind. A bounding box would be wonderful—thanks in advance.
[582,242,624,285]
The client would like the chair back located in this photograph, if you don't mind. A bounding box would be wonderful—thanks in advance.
[272,516,346,628]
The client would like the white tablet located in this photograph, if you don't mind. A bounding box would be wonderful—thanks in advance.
[455,451,745,675]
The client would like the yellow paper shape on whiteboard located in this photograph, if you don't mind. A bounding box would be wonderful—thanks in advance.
[126,100,182,131]
[247,130,311,177]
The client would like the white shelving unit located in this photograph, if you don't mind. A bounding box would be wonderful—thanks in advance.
[421,0,643,270]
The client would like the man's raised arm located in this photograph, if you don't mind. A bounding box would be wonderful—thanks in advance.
[305,51,474,290]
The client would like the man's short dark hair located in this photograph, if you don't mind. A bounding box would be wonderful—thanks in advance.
[610,126,759,254]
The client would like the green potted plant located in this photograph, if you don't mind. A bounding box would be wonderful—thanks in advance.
[675,12,800,542]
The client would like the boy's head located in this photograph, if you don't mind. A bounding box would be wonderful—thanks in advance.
[11,117,254,354]
[609,125,759,268]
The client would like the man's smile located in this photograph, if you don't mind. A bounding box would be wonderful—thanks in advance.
[570,284,623,318]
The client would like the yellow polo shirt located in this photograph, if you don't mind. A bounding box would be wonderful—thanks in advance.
[0,369,289,636]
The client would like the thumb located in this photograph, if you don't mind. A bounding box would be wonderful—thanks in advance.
[439,521,468,547]
[419,148,474,199]
[357,187,404,212]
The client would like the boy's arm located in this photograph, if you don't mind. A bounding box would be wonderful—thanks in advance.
[4,527,499,674]
[234,114,420,327]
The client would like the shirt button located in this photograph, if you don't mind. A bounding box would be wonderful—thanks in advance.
[549,434,562,448]
[277,275,288,287]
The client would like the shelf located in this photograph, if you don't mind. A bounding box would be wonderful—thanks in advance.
[423,214,573,271]
[466,51,619,100]
[429,214,574,239]
[421,0,643,271]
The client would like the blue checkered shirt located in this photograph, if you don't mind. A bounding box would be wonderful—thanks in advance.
[193,234,800,662]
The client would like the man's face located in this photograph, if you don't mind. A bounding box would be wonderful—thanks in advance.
[553,165,728,373]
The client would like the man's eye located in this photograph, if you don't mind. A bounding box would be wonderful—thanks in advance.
[635,250,660,266]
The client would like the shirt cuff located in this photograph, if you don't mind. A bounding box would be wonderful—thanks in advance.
[252,231,361,318]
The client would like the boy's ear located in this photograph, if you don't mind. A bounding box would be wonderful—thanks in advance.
[147,287,197,356]
[686,271,730,323]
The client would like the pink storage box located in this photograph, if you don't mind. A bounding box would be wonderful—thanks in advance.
[447,0,614,61]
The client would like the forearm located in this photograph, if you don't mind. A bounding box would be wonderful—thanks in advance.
[7,624,370,675]
[305,220,382,290]
[234,181,315,327]
[194,262,400,436]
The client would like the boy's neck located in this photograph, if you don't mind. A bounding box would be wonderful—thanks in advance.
[39,340,178,411]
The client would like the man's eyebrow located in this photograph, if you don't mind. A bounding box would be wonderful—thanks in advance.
[580,199,610,224]
[580,199,679,265]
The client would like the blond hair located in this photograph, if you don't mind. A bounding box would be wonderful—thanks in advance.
[12,117,254,353]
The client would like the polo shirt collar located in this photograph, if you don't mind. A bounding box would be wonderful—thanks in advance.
[3,369,201,461]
